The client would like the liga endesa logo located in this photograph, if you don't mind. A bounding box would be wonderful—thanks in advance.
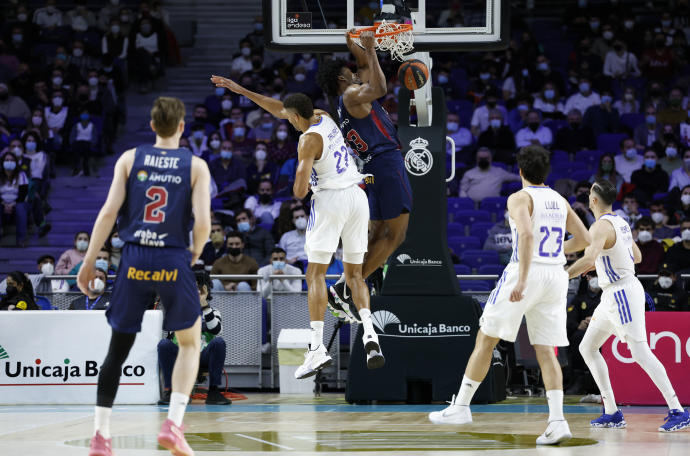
[1,345,146,384]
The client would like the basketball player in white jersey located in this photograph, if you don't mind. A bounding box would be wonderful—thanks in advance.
[210,75,385,377]
[565,179,690,432]
[429,146,591,445]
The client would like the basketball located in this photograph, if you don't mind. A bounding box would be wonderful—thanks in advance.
[397,59,429,91]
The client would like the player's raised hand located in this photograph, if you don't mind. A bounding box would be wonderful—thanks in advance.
[509,280,526,302]
[360,30,376,51]
[210,75,243,94]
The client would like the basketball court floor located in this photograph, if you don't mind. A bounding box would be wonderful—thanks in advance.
[1,394,687,455]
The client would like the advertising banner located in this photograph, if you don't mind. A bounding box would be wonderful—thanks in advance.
[0,310,162,404]
[601,312,690,405]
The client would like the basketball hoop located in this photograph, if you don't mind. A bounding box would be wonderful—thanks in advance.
[348,21,414,62]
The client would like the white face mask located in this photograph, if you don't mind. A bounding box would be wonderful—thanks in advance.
[52,97,63,107]
[276,130,288,141]
[241,47,251,56]
[294,73,306,82]
[89,278,105,294]
[221,99,233,110]
[32,116,43,126]
[588,277,600,291]
[658,276,673,289]
[41,262,54,275]
[651,212,664,224]
[682,229,690,242]
[681,194,690,206]
[72,48,83,57]
[76,240,89,251]
[210,139,221,149]
[255,149,267,161]
[88,76,98,86]
[637,230,652,243]
[294,216,307,230]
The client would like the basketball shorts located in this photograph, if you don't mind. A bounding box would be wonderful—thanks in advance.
[589,276,646,343]
[480,262,569,346]
[107,244,201,333]
[363,150,413,221]
[305,184,369,264]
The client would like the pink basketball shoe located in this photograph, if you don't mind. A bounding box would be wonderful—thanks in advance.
[157,418,194,456]
[88,431,112,456]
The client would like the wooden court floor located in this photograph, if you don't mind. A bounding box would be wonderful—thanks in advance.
[1,394,688,455]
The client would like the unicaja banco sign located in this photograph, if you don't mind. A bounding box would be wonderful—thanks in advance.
[371,311,470,337]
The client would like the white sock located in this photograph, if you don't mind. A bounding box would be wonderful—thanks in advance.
[310,321,324,350]
[167,392,189,427]
[94,406,112,439]
[456,375,480,406]
[359,308,374,334]
[628,340,683,411]
[546,390,565,422]
[600,389,618,415]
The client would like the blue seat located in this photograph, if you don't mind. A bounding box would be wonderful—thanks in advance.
[8,116,27,132]
[653,192,669,202]
[478,264,505,276]
[454,264,472,275]
[462,250,500,269]
[597,133,628,155]
[501,181,522,196]
[459,280,492,292]
[257,222,273,232]
[551,150,570,165]
[470,222,495,246]
[619,113,644,132]
[570,169,594,182]
[447,222,466,237]
[453,210,491,225]
[35,296,53,310]
[447,197,475,212]
[543,119,568,138]
[448,236,481,252]
[574,149,603,170]
[447,99,474,127]
[480,197,507,217]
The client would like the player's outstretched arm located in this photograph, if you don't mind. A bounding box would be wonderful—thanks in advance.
[210,75,288,119]
[190,156,212,265]
[507,192,534,302]
[566,221,608,279]
[346,28,371,84]
[342,31,387,107]
[293,133,322,199]
[77,150,133,296]
[563,204,592,254]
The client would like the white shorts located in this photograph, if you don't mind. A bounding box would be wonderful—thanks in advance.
[305,184,369,264]
[480,262,569,346]
[589,276,647,343]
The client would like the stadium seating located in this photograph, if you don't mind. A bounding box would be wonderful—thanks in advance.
[596,133,628,155]
[448,236,481,252]
[461,249,500,270]
[453,210,491,225]
[480,197,507,219]
[574,150,603,170]
[469,222,496,245]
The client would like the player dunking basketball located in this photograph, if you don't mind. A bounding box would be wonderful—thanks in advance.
[210,71,385,377]
[316,30,412,323]
[429,146,591,445]
[78,97,211,456]
[566,179,690,432]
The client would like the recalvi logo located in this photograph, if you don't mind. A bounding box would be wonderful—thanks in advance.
[371,311,470,337]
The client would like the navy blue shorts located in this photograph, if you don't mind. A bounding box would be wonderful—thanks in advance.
[107,244,201,333]
[363,150,413,221]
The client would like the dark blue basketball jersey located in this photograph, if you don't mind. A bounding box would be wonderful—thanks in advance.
[337,96,400,162]
[118,145,192,249]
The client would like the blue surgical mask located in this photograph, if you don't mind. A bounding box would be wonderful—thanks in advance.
[25,141,37,152]
[446,121,459,132]
[544,89,555,100]
[521,68,529,77]
[601,95,612,104]
[95,259,109,271]
[3,161,17,171]
[438,74,449,84]
[644,158,656,168]
[220,150,233,160]
[76,240,89,251]
[262,121,273,130]
[665,147,677,158]
[234,127,245,137]
[646,115,656,125]
[272,260,286,271]
[80,113,90,122]
[517,104,529,112]
[111,236,125,249]
[490,119,502,128]
[254,22,263,31]
[479,73,490,81]
[215,87,225,97]
[193,130,204,139]
[537,62,549,71]
[625,148,637,159]
[579,82,590,93]
[237,221,251,232]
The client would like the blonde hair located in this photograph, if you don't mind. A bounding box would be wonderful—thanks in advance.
[150,97,185,138]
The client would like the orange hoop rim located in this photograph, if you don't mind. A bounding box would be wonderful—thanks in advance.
[348,22,413,39]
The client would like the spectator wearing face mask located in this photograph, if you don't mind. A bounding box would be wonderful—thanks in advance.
[614,86,640,115]
[590,153,624,194]
[235,209,274,266]
[69,109,98,176]
[209,141,247,212]
[189,104,215,136]
[0,255,68,295]
[664,219,690,274]
[205,86,227,121]
[649,202,675,239]
[133,18,162,93]
[206,131,223,161]
[22,132,49,197]
[201,222,227,270]
[506,96,532,133]
[56,231,90,274]
[614,137,642,182]
[532,83,565,119]
[248,112,277,142]
[603,40,641,79]
[470,89,507,137]
[106,230,124,269]
[188,126,210,161]
[245,145,276,191]
[33,0,63,29]
[634,105,663,150]
[459,147,521,202]
[630,149,669,205]
[659,142,683,174]
[445,113,473,158]
[211,231,259,291]
[69,268,110,310]
[483,210,513,265]
[564,78,601,115]
[231,40,254,77]
[0,82,30,121]
[229,119,256,160]
[476,109,515,164]
[0,271,37,311]
[286,65,320,99]
[648,264,689,312]
[583,91,620,138]
[671,185,690,224]
[565,271,602,394]
[614,193,642,226]
[515,110,552,148]
[633,216,665,274]
[244,179,281,223]
[99,1,124,32]
[668,149,690,191]
[258,247,302,300]
[0,152,30,246]
[278,207,308,267]
[530,55,566,97]
[554,109,596,153]
[44,91,68,153]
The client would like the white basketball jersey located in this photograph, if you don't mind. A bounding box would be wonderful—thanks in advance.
[508,186,567,266]
[305,115,364,192]
[594,213,635,289]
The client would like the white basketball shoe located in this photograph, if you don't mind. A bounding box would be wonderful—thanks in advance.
[428,395,473,425]
[294,345,332,379]
[536,420,572,445]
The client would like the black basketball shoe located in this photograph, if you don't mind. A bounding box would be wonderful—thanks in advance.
[329,281,361,323]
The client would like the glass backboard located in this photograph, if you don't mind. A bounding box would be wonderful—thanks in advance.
[262,0,509,53]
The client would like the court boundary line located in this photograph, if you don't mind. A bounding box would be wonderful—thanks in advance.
[235,433,295,450]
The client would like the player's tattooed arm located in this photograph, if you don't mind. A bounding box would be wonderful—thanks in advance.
[293,133,322,199]
[210,75,289,119]
[346,28,371,84]
[563,203,592,254]
[566,220,608,279]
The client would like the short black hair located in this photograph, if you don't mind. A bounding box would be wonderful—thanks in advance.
[235,208,253,219]
[226,231,244,243]
[516,146,550,184]
[37,254,55,264]
[316,58,347,97]
[591,178,617,206]
[635,216,654,229]
[195,270,212,301]
[271,247,286,255]
[283,93,314,119]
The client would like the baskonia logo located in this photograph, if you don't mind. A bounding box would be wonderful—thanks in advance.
[371,311,471,337]
[137,170,148,182]
[2,356,146,383]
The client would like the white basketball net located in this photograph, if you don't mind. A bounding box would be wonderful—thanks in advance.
[351,21,414,62]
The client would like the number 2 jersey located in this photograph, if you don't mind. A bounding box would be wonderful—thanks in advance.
[306,114,366,193]
[508,186,567,266]
[337,96,400,163]
[117,145,192,249]
[594,213,635,289]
